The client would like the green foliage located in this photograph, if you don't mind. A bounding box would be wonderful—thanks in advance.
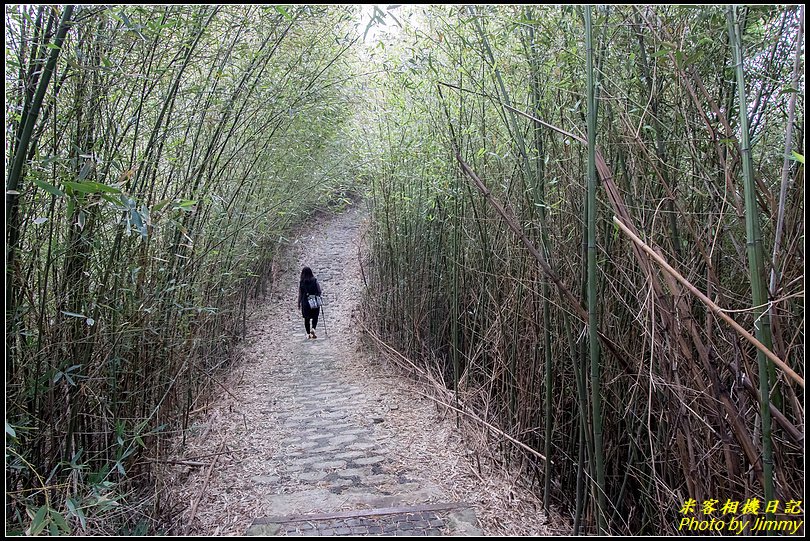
[5,4,365,535]
[25,505,71,536]
[5,3,803,536]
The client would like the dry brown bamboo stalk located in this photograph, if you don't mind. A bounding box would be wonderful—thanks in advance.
[613,216,804,389]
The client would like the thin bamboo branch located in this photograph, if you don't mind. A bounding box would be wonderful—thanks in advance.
[363,322,547,463]
[770,5,804,296]
[185,439,226,534]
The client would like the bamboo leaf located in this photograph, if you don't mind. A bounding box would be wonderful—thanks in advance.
[77,161,94,180]
[274,5,292,20]
[130,207,146,238]
[101,193,122,205]
[29,506,49,536]
[152,199,171,213]
[50,510,70,534]
[790,151,804,164]
[33,178,65,197]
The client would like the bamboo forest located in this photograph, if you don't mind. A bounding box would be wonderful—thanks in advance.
[4,4,805,537]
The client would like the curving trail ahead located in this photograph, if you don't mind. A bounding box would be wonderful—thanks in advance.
[164,203,559,536]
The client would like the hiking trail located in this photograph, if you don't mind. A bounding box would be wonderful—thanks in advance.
[163,203,562,536]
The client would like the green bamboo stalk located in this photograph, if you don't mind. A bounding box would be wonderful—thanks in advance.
[5,6,72,198]
[726,4,775,514]
[6,5,74,318]
[567,307,591,535]
[576,175,594,535]
[585,5,607,534]
[452,174,461,410]
[524,8,556,511]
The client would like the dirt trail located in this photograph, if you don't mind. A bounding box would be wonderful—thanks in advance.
[164,203,564,536]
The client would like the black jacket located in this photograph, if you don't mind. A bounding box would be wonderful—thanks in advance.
[298,277,322,315]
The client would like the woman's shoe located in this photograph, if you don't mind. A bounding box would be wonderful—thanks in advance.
[310,330,317,339]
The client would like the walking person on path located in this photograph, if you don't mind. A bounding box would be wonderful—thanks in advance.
[297,266,322,339]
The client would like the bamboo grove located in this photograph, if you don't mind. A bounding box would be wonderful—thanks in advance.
[360,5,804,536]
[4,4,805,537]
[5,5,363,534]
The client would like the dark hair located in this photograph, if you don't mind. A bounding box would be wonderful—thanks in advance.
[300,267,314,281]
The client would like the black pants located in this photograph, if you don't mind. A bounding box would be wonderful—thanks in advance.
[304,308,320,333]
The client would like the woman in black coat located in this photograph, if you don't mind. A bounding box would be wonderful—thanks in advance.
[297,266,322,339]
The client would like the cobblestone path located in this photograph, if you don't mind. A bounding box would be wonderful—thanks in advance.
[243,205,478,535]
